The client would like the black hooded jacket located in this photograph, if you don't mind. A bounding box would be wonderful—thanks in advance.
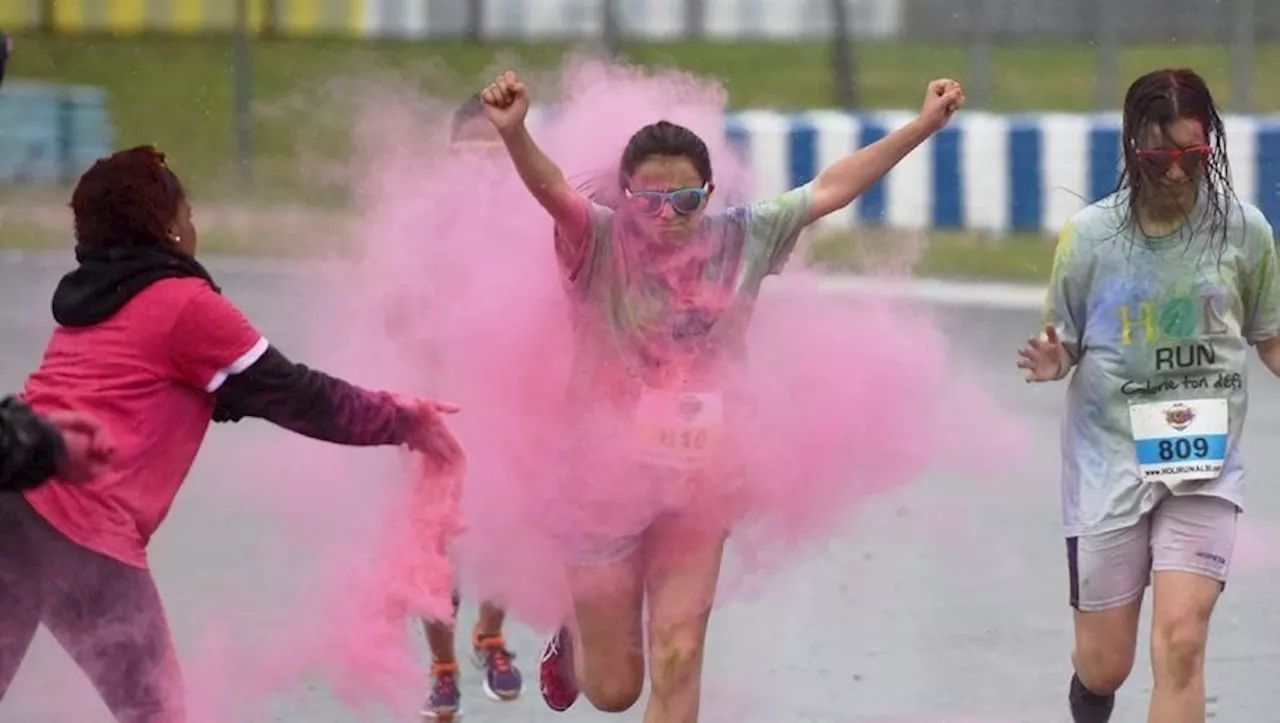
[50,243,417,447]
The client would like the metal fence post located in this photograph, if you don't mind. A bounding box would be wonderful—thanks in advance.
[829,0,858,108]
[1231,0,1254,111]
[40,0,55,35]
[1093,0,1119,110]
[968,0,992,108]
[467,0,484,43]
[684,0,705,39]
[56,91,73,185]
[233,0,253,185]
[263,0,279,38]
[600,0,622,58]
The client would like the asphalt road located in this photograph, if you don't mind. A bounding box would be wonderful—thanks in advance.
[1,251,1278,723]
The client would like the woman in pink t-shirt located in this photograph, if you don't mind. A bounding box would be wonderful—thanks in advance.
[0,146,463,721]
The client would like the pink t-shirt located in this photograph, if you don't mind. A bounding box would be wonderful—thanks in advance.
[22,278,267,569]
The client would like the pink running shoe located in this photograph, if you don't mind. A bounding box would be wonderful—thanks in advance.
[539,626,580,712]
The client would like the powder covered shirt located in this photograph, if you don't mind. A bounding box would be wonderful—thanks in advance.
[548,183,812,485]
[1044,189,1280,538]
[22,278,268,568]
[558,184,814,402]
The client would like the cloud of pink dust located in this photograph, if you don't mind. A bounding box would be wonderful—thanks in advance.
[169,56,1027,719]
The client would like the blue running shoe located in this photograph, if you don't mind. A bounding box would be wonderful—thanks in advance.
[471,629,524,702]
[422,662,462,721]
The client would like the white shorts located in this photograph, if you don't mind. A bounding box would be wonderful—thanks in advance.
[1066,493,1239,612]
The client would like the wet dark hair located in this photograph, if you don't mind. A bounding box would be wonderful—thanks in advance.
[1116,68,1232,248]
[70,145,186,248]
[618,120,712,192]
[449,93,486,143]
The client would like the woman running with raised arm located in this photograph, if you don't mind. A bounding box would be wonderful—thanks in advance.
[480,69,964,721]
[1018,68,1280,723]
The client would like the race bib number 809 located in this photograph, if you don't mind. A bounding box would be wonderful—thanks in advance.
[1128,398,1229,485]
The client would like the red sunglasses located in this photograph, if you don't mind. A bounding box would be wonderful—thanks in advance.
[1135,144,1211,175]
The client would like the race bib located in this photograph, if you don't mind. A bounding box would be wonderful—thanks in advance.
[632,388,725,471]
[1128,398,1229,485]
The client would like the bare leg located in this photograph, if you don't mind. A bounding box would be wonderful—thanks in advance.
[1147,571,1221,723]
[424,620,458,665]
[1071,599,1142,721]
[422,590,462,664]
[475,601,506,638]
[642,516,725,723]
[1066,518,1151,723]
[1145,494,1235,723]
[421,590,463,719]
[567,552,646,712]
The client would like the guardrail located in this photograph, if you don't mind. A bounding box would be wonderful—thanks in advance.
[0,82,115,187]
[724,111,1280,234]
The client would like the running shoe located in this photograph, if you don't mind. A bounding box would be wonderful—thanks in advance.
[538,626,580,712]
[421,661,462,721]
[471,628,524,701]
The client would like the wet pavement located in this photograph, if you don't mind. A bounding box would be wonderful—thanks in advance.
[1,251,1278,722]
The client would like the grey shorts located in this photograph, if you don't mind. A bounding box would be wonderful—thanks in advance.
[554,463,739,568]
[1066,493,1239,612]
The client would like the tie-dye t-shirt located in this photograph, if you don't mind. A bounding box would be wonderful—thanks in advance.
[558,184,814,417]
[1044,188,1280,537]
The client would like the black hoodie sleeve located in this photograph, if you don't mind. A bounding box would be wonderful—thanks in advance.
[211,345,418,447]
[0,396,66,492]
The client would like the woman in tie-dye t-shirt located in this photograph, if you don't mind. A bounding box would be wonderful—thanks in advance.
[480,69,965,722]
[1018,68,1280,723]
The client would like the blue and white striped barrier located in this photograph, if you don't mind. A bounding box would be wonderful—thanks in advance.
[725,111,1280,234]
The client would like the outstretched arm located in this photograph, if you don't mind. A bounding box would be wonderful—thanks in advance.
[168,286,454,459]
[1018,223,1087,383]
[211,345,416,446]
[480,70,593,269]
[498,122,588,236]
[806,79,965,225]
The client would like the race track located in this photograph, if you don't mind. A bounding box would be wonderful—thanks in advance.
[2,251,1278,723]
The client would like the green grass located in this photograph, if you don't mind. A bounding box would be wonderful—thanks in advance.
[808,229,1054,282]
[0,203,1056,282]
[0,220,65,250]
[8,34,1280,202]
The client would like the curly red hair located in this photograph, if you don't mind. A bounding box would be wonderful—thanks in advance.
[70,145,187,248]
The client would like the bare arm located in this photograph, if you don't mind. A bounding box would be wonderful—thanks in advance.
[481,70,590,245]
[806,79,965,225]
[1240,211,1280,375]
[806,117,934,225]
[1257,336,1280,376]
[498,122,588,237]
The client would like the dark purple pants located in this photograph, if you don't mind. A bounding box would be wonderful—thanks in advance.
[0,493,183,721]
